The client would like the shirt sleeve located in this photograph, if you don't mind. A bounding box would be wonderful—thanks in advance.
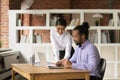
[50,30,59,61]
[71,45,100,73]
[69,47,78,63]
[85,46,100,72]
[64,34,72,59]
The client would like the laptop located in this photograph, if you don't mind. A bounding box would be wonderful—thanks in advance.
[37,52,63,69]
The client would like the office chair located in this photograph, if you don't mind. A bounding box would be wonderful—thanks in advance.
[98,58,107,80]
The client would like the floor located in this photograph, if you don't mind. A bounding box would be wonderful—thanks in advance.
[4,74,26,80]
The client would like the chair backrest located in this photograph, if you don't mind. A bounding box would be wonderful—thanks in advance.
[98,58,107,80]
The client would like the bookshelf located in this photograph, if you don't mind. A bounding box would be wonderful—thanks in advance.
[9,9,120,80]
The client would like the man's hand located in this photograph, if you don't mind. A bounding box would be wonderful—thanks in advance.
[62,59,72,69]
[56,59,66,66]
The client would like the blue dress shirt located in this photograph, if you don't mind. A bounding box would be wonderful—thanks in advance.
[70,40,100,77]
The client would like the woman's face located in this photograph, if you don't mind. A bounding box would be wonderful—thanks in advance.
[56,25,66,35]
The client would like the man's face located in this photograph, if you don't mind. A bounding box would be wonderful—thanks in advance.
[72,30,83,45]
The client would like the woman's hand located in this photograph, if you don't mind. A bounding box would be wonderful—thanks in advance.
[56,59,66,66]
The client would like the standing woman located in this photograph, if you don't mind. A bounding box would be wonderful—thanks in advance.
[50,18,74,63]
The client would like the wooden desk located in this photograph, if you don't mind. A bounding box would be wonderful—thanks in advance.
[12,64,90,80]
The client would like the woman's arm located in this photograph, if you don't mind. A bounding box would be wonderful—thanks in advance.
[50,30,60,61]
[64,34,72,59]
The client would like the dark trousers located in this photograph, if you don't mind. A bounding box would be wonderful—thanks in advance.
[90,76,101,80]
[59,47,74,60]
[70,76,101,80]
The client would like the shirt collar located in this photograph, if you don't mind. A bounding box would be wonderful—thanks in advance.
[56,31,66,37]
[80,40,89,49]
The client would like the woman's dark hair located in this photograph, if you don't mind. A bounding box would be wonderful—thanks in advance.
[73,22,90,40]
[55,18,67,27]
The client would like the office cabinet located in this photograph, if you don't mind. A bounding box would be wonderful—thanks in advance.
[9,9,120,80]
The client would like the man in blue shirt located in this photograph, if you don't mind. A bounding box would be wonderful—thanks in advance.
[59,22,101,80]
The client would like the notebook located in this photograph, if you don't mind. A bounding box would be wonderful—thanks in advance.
[37,52,63,69]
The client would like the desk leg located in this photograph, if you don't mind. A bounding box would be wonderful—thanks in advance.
[29,75,34,80]
[85,74,90,80]
[12,69,15,80]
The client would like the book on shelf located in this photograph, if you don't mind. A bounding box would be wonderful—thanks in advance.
[74,18,80,26]
[17,19,22,26]
[20,35,30,43]
[50,19,56,26]
[108,19,114,26]
[101,32,111,43]
[33,34,42,43]
[50,16,59,26]
[94,33,98,43]
[69,18,80,26]
[117,15,120,26]
[89,32,111,43]
[89,33,94,43]
[69,19,76,26]
[25,35,30,43]
[89,32,98,43]
[106,32,111,43]
[20,35,26,43]
[36,34,42,43]
[101,32,107,43]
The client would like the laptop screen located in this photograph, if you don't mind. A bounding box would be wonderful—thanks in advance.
[37,52,48,68]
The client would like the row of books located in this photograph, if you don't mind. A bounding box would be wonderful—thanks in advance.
[20,32,111,44]
[68,16,120,26]
[50,17,80,26]
[20,34,42,43]
[69,18,80,26]
[51,18,120,26]
[89,32,111,43]
[89,32,98,43]
[108,16,120,26]
[20,35,30,43]
[117,15,120,26]
[33,34,42,43]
